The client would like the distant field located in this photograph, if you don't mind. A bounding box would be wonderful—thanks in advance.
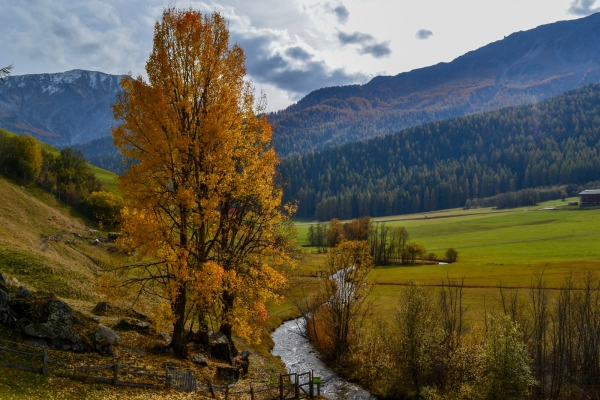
[292,198,600,321]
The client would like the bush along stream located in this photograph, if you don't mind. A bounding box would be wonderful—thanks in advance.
[271,318,375,400]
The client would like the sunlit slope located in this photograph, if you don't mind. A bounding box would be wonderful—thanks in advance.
[0,127,120,195]
[0,174,117,301]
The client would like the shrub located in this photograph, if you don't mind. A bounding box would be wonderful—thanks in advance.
[445,248,459,263]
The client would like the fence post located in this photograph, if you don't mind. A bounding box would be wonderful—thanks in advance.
[41,349,48,375]
[113,362,120,386]
[208,380,215,398]
[250,383,255,400]
[295,373,299,399]
[310,370,314,398]
[280,374,284,400]
[225,384,229,400]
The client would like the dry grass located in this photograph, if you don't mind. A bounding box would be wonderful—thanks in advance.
[0,173,296,398]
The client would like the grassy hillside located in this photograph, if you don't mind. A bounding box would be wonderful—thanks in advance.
[0,170,290,398]
[0,174,115,302]
[0,127,120,195]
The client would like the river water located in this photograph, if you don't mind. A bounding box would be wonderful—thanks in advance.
[271,318,376,400]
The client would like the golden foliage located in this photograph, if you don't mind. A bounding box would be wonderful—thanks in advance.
[111,7,294,353]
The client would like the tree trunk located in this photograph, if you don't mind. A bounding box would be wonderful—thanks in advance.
[171,285,188,358]
[220,291,238,357]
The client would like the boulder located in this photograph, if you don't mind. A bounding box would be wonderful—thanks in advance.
[0,271,8,292]
[191,353,208,367]
[25,338,48,349]
[9,292,87,352]
[17,286,31,298]
[217,366,240,384]
[209,331,233,364]
[0,289,8,309]
[233,350,251,374]
[92,301,113,315]
[94,325,121,356]
[113,318,150,334]
[158,332,172,345]
[107,232,122,241]
[129,307,150,321]
[0,289,10,324]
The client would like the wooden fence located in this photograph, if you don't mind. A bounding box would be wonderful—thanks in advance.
[0,340,321,399]
[0,344,48,374]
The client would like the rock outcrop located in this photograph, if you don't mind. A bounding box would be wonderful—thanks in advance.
[209,331,233,364]
[0,284,120,356]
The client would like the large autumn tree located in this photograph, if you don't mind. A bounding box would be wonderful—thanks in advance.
[112,7,294,357]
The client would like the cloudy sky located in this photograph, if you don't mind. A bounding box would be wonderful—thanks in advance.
[1,0,599,111]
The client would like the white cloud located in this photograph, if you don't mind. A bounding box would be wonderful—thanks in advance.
[568,0,600,15]
[0,0,587,110]
[415,29,433,40]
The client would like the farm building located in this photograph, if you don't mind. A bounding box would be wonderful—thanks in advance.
[579,189,600,206]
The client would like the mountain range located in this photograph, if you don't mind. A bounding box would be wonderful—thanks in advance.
[0,70,122,147]
[270,12,600,156]
[1,13,600,189]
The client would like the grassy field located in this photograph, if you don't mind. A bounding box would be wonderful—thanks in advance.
[292,198,600,321]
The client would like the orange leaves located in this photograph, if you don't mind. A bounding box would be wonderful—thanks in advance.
[111,7,295,350]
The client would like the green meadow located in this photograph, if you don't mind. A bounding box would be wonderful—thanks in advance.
[292,198,600,321]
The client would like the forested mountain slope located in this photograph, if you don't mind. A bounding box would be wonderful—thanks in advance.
[281,83,600,220]
[271,12,600,156]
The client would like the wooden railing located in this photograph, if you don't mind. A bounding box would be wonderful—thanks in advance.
[0,339,321,398]
[0,345,48,375]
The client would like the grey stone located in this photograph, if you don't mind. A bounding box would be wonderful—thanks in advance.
[191,353,208,367]
[158,332,171,345]
[217,366,240,383]
[0,271,8,290]
[0,289,10,325]
[113,318,150,334]
[11,293,86,352]
[17,286,31,298]
[0,289,8,308]
[92,316,100,322]
[209,331,233,364]
[234,350,250,374]
[130,307,150,321]
[25,338,48,349]
[92,301,112,315]
[94,324,121,356]
[107,232,122,241]
[122,346,145,357]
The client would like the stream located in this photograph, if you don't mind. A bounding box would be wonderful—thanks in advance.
[271,317,376,400]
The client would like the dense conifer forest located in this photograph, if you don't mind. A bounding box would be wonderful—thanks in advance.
[281,83,600,220]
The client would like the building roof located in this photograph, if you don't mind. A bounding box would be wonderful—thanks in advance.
[579,189,600,195]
